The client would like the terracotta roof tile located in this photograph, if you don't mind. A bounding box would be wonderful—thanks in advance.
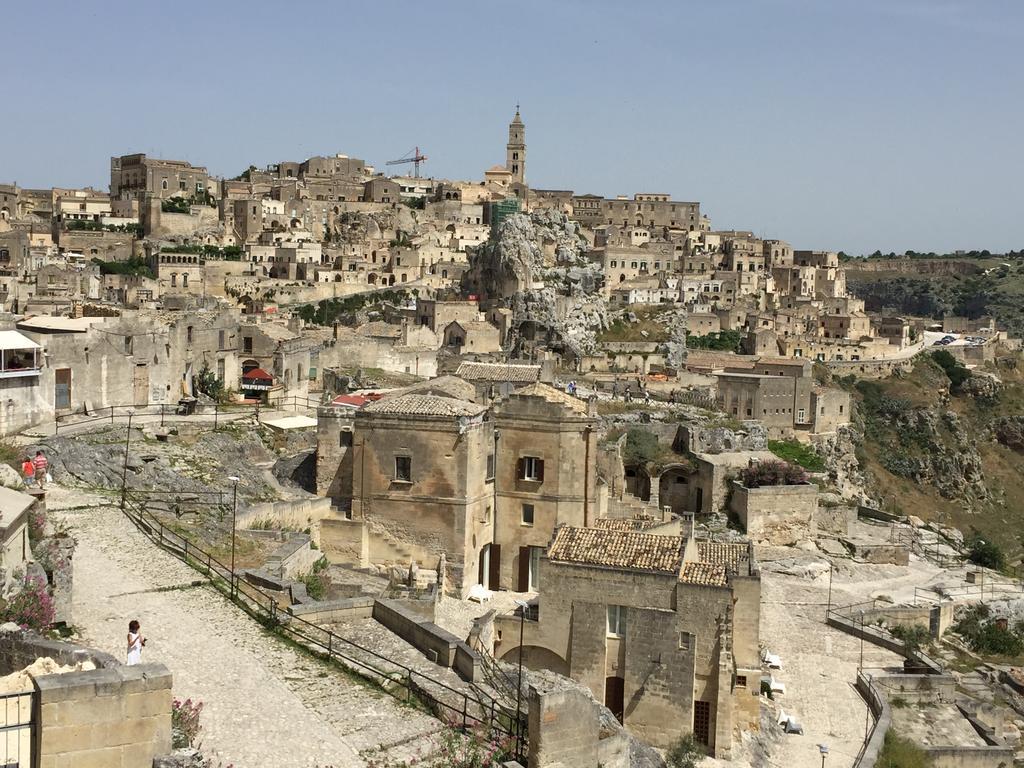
[362,394,486,418]
[697,542,749,568]
[595,516,659,532]
[679,562,728,587]
[547,527,682,574]
[456,362,540,383]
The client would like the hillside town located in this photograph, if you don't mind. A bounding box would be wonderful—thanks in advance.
[0,109,1022,768]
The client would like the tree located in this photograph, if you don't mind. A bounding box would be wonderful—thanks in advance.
[966,536,1004,570]
[666,733,705,768]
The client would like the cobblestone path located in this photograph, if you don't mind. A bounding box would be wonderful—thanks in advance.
[51,489,442,768]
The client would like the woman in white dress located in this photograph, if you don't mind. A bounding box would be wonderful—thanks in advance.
[127,619,146,665]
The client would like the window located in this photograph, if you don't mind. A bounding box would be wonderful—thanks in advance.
[839,405,844,414]
[186,326,194,344]
[520,456,544,481]
[340,431,353,447]
[486,453,495,481]
[217,358,225,381]
[124,336,132,354]
[797,408,806,423]
[678,631,691,650]
[179,180,187,191]
[243,337,253,354]
[521,504,535,526]
[218,330,225,349]
[394,456,412,482]
[182,273,189,288]
[161,180,168,190]
[607,606,626,638]
[736,675,747,688]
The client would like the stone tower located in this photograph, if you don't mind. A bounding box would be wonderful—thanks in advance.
[506,107,526,184]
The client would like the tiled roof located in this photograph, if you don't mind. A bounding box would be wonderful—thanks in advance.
[511,382,589,414]
[595,516,659,532]
[456,362,540,383]
[697,542,749,568]
[679,562,728,587]
[547,527,683,574]
[362,394,486,418]
[391,375,478,403]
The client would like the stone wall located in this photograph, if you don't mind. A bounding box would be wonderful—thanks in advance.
[236,497,334,530]
[924,746,1016,768]
[288,596,374,623]
[729,481,817,545]
[0,628,172,768]
[372,599,480,681]
[319,518,368,567]
[526,685,628,768]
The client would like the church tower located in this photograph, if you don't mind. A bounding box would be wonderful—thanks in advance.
[506,107,526,184]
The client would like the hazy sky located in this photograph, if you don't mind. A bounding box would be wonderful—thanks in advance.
[4,0,1020,254]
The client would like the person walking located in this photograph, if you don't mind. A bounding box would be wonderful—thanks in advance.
[127,620,146,665]
[20,456,35,487]
[32,451,48,489]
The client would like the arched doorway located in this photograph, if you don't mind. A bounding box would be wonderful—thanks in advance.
[658,463,695,516]
[497,645,569,676]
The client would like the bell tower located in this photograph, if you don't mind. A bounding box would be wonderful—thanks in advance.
[506,106,526,184]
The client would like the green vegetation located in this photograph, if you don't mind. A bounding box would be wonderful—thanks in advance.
[966,536,1005,570]
[665,733,705,768]
[596,306,672,343]
[877,730,932,768]
[194,363,233,404]
[162,244,242,260]
[401,196,426,210]
[767,439,826,472]
[0,439,20,470]
[161,196,191,214]
[952,605,1023,657]
[620,428,690,474]
[300,557,330,601]
[740,459,807,488]
[295,288,414,326]
[685,329,742,352]
[888,624,931,654]
[91,256,155,279]
[65,220,143,235]
[931,350,970,389]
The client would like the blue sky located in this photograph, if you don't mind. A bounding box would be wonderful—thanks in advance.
[3,0,1020,254]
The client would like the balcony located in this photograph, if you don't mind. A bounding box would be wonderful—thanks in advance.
[0,331,42,380]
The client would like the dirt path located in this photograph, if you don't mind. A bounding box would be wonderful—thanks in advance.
[50,487,441,768]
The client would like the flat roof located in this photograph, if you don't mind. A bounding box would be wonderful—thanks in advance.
[0,486,35,529]
[262,415,317,431]
[16,316,100,333]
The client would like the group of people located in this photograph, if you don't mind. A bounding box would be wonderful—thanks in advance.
[20,450,49,489]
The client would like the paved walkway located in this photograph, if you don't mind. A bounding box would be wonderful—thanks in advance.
[50,487,441,768]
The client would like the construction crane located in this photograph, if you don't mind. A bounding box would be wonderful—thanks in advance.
[386,147,428,178]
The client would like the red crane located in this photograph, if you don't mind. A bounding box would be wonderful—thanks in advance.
[386,147,428,178]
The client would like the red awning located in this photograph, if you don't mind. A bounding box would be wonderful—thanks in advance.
[242,367,274,382]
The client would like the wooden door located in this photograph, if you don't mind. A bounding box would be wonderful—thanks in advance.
[54,368,71,411]
[133,364,149,406]
[488,544,501,590]
[517,546,530,592]
[694,700,711,746]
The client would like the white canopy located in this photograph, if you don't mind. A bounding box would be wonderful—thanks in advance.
[0,331,41,351]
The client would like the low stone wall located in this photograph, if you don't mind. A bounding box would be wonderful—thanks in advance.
[372,599,480,682]
[862,603,954,639]
[924,746,1015,768]
[0,628,172,768]
[843,540,910,566]
[319,517,368,568]
[729,481,817,545]
[264,533,321,580]
[236,497,333,531]
[288,597,375,624]
[815,503,856,536]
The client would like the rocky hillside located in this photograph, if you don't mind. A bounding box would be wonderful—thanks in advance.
[845,255,1024,337]
[841,351,1024,563]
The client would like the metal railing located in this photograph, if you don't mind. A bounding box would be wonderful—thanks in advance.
[53,395,322,435]
[913,580,1024,606]
[120,489,526,760]
[888,527,965,568]
[0,690,35,768]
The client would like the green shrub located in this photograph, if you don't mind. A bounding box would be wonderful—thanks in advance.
[300,557,330,601]
[91,256,155,279]
[666,733,705,768]
[685,329,742,352]
[767,439,826,472]
[967,536,1005,570]
[888,624,931,654]
[932,350,970,389]
[740,459,807,488]
[953,605,1023,656]
[877,730,932,768]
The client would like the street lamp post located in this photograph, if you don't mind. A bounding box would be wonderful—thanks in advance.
[826,562,833,613]
[818,743,829,768]
[120,410,135,511]
[228,476,240,597]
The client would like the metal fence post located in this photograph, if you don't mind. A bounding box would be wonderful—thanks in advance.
[214,402,219,430]
[160,404,165,428]
[110,406,115,424]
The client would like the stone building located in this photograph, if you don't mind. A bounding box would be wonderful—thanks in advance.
[489,383,598,592]
[110,153,210,201]
[454,361,542,401]
[506,109,526,184]
[349,394,493,595]
[495,525,761,757]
